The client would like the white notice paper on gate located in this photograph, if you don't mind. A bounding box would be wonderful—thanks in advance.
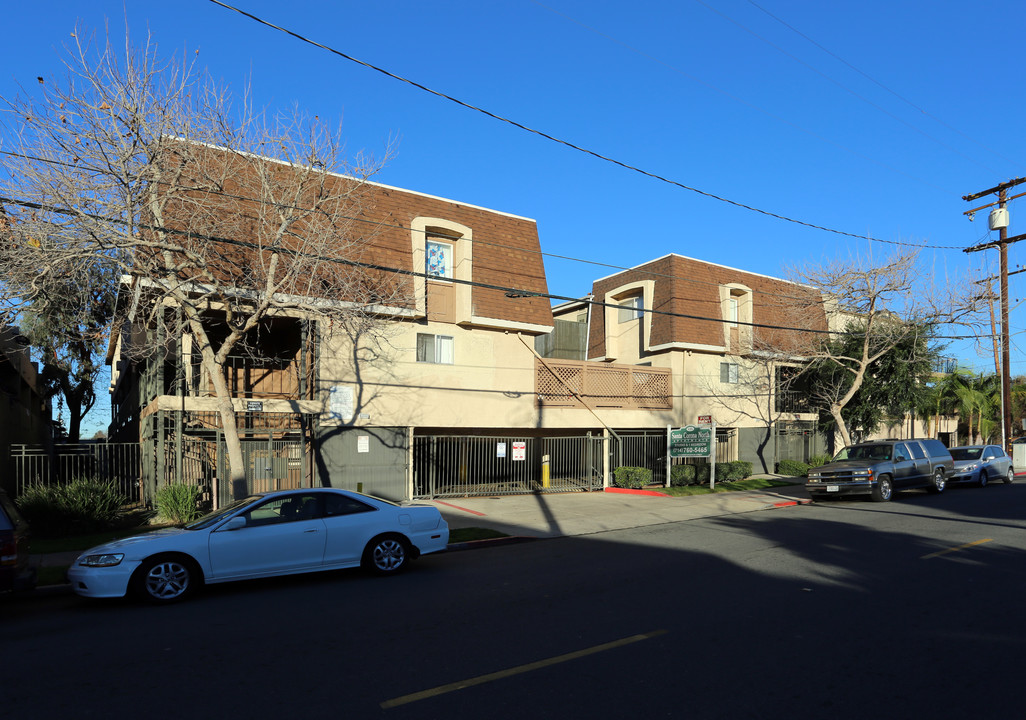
[512,441,526,461]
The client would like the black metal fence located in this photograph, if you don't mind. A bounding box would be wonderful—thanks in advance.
[410,430,737,499]
[10,443,141,502]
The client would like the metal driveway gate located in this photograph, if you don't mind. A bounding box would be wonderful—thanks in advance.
[413,434,604,498]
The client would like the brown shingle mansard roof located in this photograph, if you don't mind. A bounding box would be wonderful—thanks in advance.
[150,141,552,329]
[588,254,826,356]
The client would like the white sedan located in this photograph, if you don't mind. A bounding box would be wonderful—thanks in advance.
[67,488,449,603]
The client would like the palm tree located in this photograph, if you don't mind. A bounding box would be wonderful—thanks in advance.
[950,372,1002,444]
[933,368,972,443]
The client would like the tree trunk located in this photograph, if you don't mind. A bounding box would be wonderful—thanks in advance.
[831,404,851,448]
[202,353,248,501]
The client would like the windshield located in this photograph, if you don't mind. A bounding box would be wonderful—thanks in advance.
[950,447,982,461]
[185,495,262,530]
[834,444,892,462]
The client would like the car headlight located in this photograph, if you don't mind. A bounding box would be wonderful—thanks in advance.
[807,471,821,480]
[851,469,872,476]
[79,553,125,567]
[963,463,979,472]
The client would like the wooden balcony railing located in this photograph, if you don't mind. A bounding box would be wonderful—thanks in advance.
[190,355,309,400]
[536,358,672,410]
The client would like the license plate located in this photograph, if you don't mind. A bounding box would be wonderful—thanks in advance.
[826,485,840,492]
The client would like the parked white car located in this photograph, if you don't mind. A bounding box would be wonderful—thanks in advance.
[68,488,449,603]
[948,445,1013,487]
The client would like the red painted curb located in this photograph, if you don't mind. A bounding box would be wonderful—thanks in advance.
[603,487,670,497]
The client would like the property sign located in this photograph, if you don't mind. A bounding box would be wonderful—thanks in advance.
[669,425,713,458]
[512,441,527,461]
[698,415,712,425]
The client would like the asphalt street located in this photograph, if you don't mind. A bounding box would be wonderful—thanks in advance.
[6,482,1025,720]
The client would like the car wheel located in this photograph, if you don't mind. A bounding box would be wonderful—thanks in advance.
[362,534,410,575]
[132,555,198,603]
[871,475,893,502]
[929,468,947,494]
[979,470,989,488]
[1006,469,1014,484]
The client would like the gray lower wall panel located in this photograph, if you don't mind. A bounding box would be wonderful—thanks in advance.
[314,425,408,501]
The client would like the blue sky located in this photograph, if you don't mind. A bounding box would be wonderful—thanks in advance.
[3,0,1025,435]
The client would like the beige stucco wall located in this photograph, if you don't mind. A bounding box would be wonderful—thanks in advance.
[310,318,813,434]
[676,350,818,430]
[316,321,686,431]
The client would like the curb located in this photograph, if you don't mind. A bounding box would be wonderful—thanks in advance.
[446,535,539,552]
[603,487,670,497]
[769,498,812,508]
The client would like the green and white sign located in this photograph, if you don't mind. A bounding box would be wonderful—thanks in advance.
[669,425,712,458]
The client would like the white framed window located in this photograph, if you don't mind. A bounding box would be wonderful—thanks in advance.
[728,296,739,326]
[720,362,739,384]
[426,240,452,279]
[417,333,454,364]
[617,296,643,323]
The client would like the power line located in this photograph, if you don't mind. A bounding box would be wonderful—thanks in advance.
[529,0,956,196]
[0,192,992,342]
[695,0,1007,178]
[205,0,964,251]
[0,141,976,320]
[0,147,930,308]
[744,0,1022,171]
[0,192,833,336]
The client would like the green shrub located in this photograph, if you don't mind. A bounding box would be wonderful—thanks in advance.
[16,477,127,537]
[720,461,753,482]
[156,483,203,525]
[696,464,711,484]
[670,464,697,487]
[808,454,833,468]
[613,466,653,489]
[777,458,810,477]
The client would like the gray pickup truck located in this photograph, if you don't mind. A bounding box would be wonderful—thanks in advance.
[805,438,954,502]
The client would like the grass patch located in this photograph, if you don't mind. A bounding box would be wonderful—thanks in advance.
[36,566,69,587]
[654,477,799,497]
[449,527,509,543]
[28,524,166,555]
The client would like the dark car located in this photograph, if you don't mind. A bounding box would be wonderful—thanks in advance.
[806,438,954,502]
[0,488,35,594]
[949,445,1013,486]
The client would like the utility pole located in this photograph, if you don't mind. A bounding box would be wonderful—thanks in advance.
[963,177,1026,449]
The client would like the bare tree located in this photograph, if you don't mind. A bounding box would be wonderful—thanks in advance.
[697,353,809,473]
[0,24,403,497]
[760,250,981,448]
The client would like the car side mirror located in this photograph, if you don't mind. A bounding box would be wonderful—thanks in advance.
[895,454,906,462]
[222,516,247,531]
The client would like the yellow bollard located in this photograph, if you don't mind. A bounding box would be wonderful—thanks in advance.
[542,454,550,488]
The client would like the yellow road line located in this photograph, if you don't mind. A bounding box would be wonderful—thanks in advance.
[381,629,668,709]
[921,538,993,559]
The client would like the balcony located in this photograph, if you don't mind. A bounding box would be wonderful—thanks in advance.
[775,389,812,415]
[536,358,672,410]
[189,355,311,400]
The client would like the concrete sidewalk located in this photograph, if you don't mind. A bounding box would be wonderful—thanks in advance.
[436,481,812,545]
